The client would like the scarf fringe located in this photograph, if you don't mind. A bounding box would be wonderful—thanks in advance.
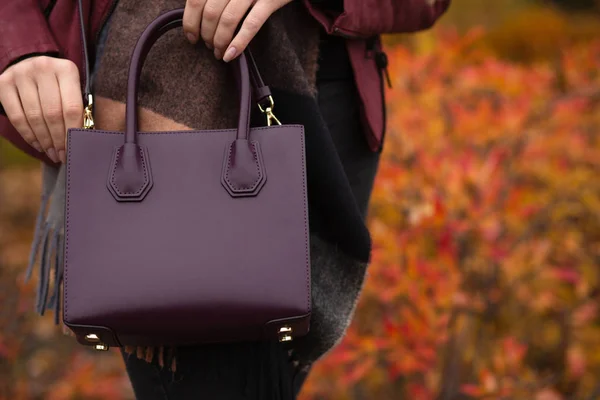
[125,345,177,370]
[28,225,63,319]
[27,191,64,324]
[26,192,50,282]
[123,342,293,398]
[259,341,294,400]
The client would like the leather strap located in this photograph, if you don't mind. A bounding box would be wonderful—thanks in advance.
[77,0,92,102]
[246,50,272,105]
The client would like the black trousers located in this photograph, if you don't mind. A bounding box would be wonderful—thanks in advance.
[122,78,381,400]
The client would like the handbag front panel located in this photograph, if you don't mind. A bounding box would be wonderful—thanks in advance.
[63,125,310,345]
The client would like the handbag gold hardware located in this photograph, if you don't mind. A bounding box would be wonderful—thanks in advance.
[85,333,100,342]
[258,96,281,127]
[85,333,109,351]
[278,326,293,342]
[66,94,94,147]
[83,94,95,130]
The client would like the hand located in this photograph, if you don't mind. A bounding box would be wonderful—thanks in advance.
[0,56,83,163]
[183,0,293,62]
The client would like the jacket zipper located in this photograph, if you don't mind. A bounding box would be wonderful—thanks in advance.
[377,53,388,153]
[376,51,392,89]
[366,36,392,89]
[365,36,389,152]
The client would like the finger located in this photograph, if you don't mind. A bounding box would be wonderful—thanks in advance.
[37,72,66,160]
[183,0,207,44]
[57,61,83,162]
[15,76,58,162]
[213,0,254,58]
[0,81,42,152]
[224,2,270,62]
[201,0,231,55]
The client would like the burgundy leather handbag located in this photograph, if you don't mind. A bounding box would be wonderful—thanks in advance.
[63,9,311,351]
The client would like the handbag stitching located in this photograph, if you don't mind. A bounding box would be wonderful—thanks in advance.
[299,126,311,313]
[110,146,149,195]
[64,125,311,322]
[224,141,262,191]
[65,133,72,322]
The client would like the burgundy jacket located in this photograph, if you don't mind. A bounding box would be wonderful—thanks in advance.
[0,0,449,162]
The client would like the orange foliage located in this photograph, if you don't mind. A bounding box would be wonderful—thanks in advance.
[301,29,600,400]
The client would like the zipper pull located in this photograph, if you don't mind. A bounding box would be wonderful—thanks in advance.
[375,51,392,89]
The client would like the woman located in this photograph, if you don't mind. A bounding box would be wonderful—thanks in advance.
[0,0,449,398]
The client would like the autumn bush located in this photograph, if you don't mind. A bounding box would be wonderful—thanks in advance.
[300,29,600,400]
[1,20,600,400]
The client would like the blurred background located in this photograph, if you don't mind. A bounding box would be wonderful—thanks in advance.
[1,0,600,398]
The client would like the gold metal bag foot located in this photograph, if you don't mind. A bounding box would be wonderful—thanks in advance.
[278,326,293,342]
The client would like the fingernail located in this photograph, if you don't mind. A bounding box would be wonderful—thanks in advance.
[214,48,222,60]
[47,148,59,163]
[205,42,213,50]
[31,141,43,152]
[223,47,237,63]
[58,150,66,164]
[186,33,196,43]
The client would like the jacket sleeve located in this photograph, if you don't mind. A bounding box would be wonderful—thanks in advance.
[304,0,451,37]
[0,0,60,74]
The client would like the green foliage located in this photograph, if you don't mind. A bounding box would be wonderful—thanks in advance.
[440,0,531,31]
[481,6,600,63]
[549,0,599,11]
[0,140,37,168]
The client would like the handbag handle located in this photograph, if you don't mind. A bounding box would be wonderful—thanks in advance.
[108,8,271,202]
[126,8,266,145]
[81,1,275,129]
